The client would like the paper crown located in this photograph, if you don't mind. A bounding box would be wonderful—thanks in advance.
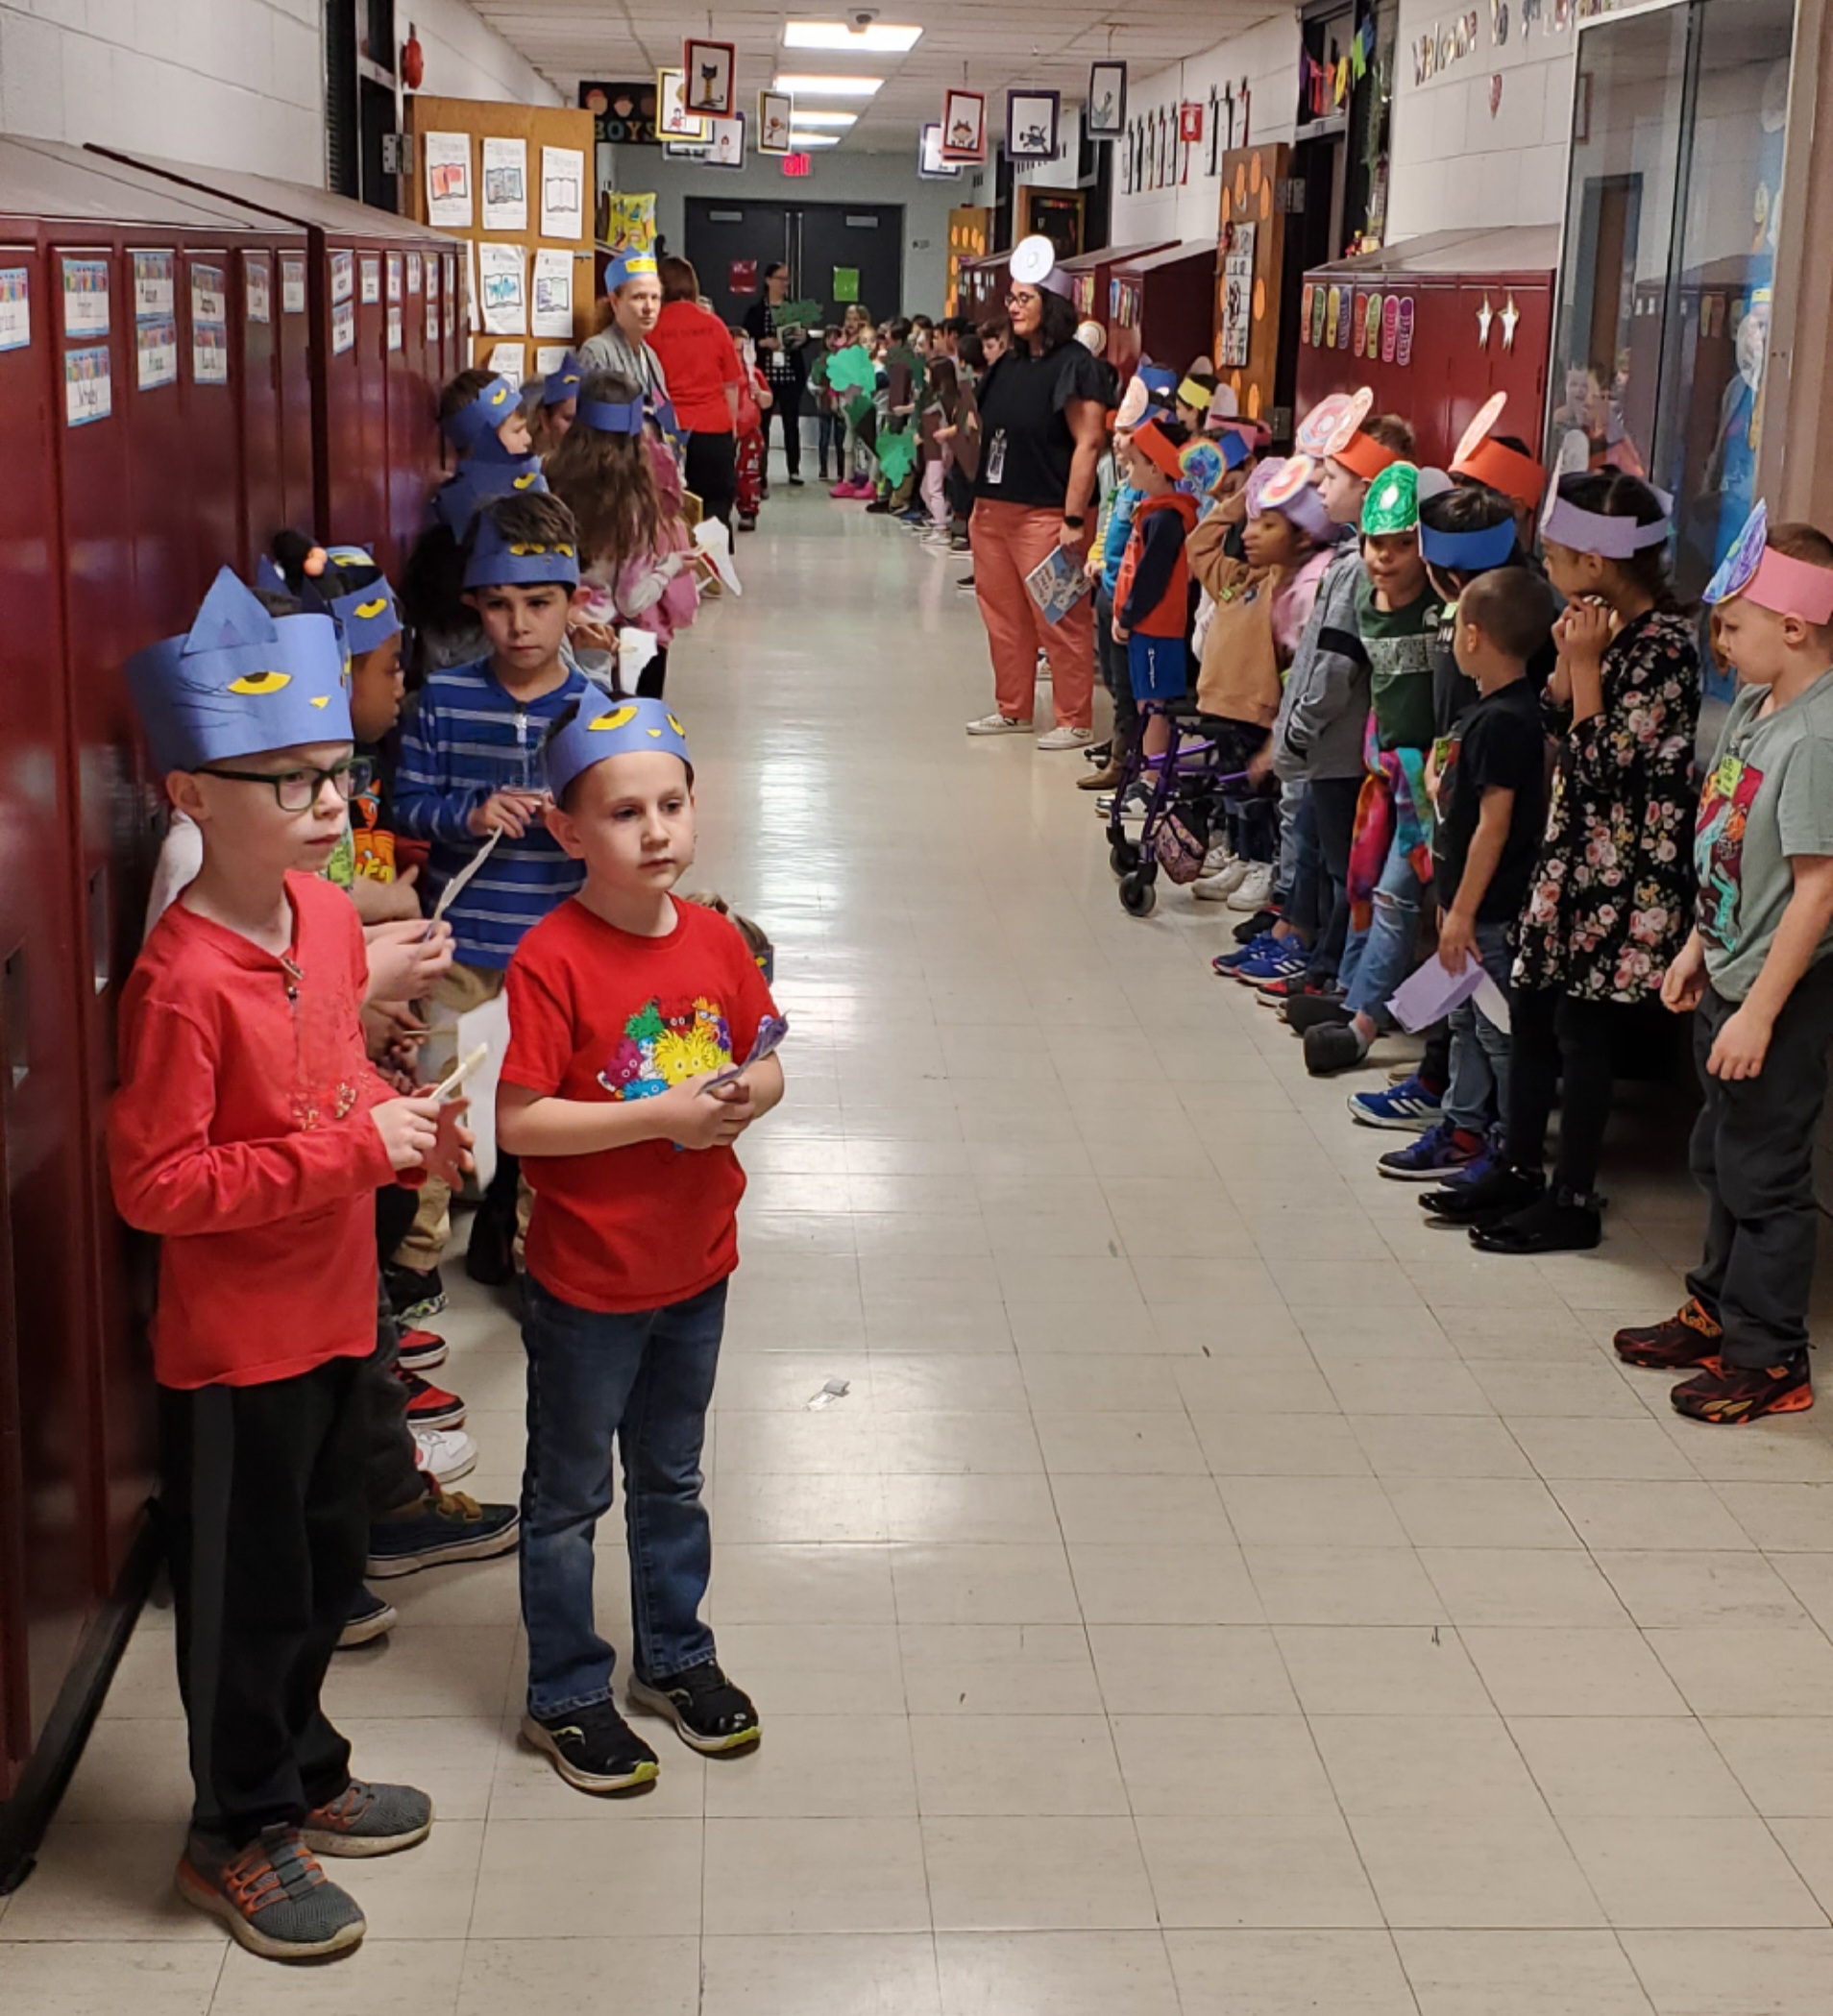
[268,543,402,657]
[1450,392,1546,508]
[126,567,352,773]
[443,374,519,456]
[1075,320,1106,354]
[1295,393,1352,457]
[1213,423,1252,472]
[1419,511,1518,573]
[1702,502,1833,624]
[1114,371,1169,430]
[1009,235,1072,299]
[576,392,646,436]
[604,249,658,293]
[463,512,581,590]
[1177,376,1213,413]
[1137,364,1177,401]
[1361,461,1420,537]
[543,352,584,407]
[1248,455,1332,544]
[1179,439,1225,500]
[1132,419,1185,482]
[544,696,693,801]
[1540,474,1673,560]
[431,457,549,536]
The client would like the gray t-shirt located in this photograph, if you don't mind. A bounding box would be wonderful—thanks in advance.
[1695,668,1833,1000]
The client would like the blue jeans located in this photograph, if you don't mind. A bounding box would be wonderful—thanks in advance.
[519,1275,726,1717]
[1339,828,1425,1024]
[1275,780,1317,924]
[817,410,842,470]
[1443,920,1515,1135]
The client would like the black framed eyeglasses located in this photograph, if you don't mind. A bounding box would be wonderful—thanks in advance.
[199,756,373,813]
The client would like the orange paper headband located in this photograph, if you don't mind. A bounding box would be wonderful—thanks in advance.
[1329,429,1400,481]
[1133,421,1185,482]
[1453,434,1546,509]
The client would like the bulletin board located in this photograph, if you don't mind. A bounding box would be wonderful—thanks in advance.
[403,96,598,389]
[1214,142,1291,431]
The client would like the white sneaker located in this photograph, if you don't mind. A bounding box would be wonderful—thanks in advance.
[1226,862,1278,911]
[411,1424,477,1487]
[966,713,1035,736]
[1037,725,1095,751]
[1200,842,1235,877]
[1192,860,1251,902]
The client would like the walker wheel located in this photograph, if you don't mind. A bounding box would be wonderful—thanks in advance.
[1110,838,1140,875]
[1119,870,1158,917]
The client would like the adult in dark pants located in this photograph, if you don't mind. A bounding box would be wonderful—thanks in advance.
[744,262,810,486]
[650,256,743,529]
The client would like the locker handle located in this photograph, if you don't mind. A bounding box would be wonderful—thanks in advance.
[87,869,110,995]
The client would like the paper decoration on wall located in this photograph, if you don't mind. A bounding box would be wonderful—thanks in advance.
[62,256,109,337]
[1088,62,1127,138]
[1494,0,1510,43]
[759,90,793,155]
[65,346,111,426]
[1396,296,1415,367]
[424,133,473,228]
[542,146,585,240]
[941,88,986,162]
[0,268,29,353]
[706,113,746,168]
[1325,284,1341,349]
[657,67,708,140]
[486,341,525,387]
[190,263,228,384]
[1381,295,1399,362]
[1500,294,1520,348]
[1218,224,1255,369]
[1364,292,1381,357]
[1006,88,1061,163]
[1414,11,1481,85]
[482,137,528,231]
[386,303,403,351]
[683,38,736,118]
[1478,296,1493,345]
[1490,73,1503,116]
[1309,282,1328,346]
[833,266,860,304]
[602,191,656,255]
[1300,281,1314,345]
[331,300,354,354]
[579,81,660,145]
[477,243,527,335]
[386,252,403,304]
[531,248,574,337]
[359,254,381,304]
[281,255,306,315]
[136,316,177,389]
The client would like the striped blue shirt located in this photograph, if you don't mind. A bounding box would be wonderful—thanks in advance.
[393,659,590,970]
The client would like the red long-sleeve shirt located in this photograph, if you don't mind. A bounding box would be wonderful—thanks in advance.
[110,872,399,1389]
[648,300,742,435]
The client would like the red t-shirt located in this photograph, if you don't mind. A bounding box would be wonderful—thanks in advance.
[109,873,398,1389]
[501,896,777,1313]
[649,300,743,435]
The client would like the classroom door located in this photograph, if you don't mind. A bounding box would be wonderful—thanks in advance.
[684,198,904,327]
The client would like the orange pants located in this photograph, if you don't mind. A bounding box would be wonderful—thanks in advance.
[969,499,1096,730]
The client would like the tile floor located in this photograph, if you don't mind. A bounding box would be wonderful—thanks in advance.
[9,490,1833,2013]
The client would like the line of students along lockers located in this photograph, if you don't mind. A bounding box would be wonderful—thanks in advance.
[0,134,460,1851]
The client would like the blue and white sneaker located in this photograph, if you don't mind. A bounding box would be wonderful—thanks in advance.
[1232,943,1308,985]
[1212,933,1280,976]
[1347,1073,1444,1131]
[1378,1120,1485,1181]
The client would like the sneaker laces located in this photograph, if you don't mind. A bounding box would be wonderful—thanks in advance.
[223,1829,326,1914]
[1678,1299,1721,1338]
[431,1490,485,1524]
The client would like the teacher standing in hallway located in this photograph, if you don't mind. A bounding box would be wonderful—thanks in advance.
[963,244,1107,751]
[744,262,810,486]
[649,256,744,529]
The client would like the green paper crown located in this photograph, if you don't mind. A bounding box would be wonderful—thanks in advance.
[1361,461,1419,537]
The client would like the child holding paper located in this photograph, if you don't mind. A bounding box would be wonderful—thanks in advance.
[499,697,783,1791]
[1614,512,1833,1421]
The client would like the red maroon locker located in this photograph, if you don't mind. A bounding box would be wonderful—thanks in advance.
[385,245,440,569]
[1105,240,1219,380]
[1058,238,1175,328]
[274,243,314,534]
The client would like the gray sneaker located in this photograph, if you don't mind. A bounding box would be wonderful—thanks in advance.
[177,1825,366,1960]
[301,1778,434,1858]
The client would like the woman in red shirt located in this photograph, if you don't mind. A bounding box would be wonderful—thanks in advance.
[650,257,743,529]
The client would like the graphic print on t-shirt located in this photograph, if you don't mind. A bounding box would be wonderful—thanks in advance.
[598,994,734,1100]
[1695,751,1764,956]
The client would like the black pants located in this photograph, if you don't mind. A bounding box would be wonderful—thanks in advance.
[367,1186,428,1518]
[1687,962,1833,1369]
[945,463,974,530]
[1306,774,1362,981]
[1505,986,1626,1192]
[762,401,801,476]
[685,430,738,529]
[1094,589,1136,752]
[636,645,669,699]
[159,1357,366,1844]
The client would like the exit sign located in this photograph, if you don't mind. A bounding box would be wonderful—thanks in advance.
[782,152,812,178]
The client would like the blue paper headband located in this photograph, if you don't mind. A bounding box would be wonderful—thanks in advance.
[545,696,693,801]
[543,352,583,407]
[577,395,646,436]
[126,567,352,773]
[463,512,581,591]
[1420,517,1518,573]
[1137,364,1177,401]
[432,458,549,536]
[443,374,519,456]
[604,250,658,294]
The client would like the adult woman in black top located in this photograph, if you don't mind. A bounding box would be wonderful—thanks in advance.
[743,262,810,486]
[965,252,1109,749]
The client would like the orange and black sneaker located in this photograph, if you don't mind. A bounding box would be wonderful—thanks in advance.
[176,1824,365,1960]
[1670,1359,1813,1424]
[1613,1298,1723,1371]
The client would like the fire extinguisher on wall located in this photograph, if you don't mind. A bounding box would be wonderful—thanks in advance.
[402,22,425,91]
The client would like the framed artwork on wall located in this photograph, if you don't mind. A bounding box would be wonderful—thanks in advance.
[657,67,708,140]
[1006,88,1061,162]
[1087,62,1127,138]
[683,39,736,118]
[941,88,987,162]
[758,90,794,155]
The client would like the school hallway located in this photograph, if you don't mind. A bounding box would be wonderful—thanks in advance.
[10,491,1833,2016]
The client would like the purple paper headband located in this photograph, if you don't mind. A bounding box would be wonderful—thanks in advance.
[1541,479,1673,560]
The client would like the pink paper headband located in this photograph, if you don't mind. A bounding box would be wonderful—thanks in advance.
[1541,482,1673,561]
[1703,501,1833,625]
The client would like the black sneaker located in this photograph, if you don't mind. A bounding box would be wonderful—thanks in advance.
[1469,1184,1602,1255]
[383,1262,445,1326]
[523,1699,659,1793]
[628,1661,761,1755]
[366,1491,520,1579]
[396,1324,449,1372]
[1420,1160,1545,1227]
[954,573,976,592]
[1233,907,1280,944]
[1283,993,1356,1034]
[1303,1021,1369,1077]
[336,1586,397,1650]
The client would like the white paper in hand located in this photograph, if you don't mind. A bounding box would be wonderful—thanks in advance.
[1387,954,1484,1033]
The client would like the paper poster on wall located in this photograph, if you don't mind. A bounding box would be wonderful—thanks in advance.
[359,255,381,305]
[1381,294,1399,363]
[424,133,474,228]
[541,146,586,241]
[330,250,354,304]
[386,252,403,303]
[190,263,227,329]
[62,257,110,337]
[64,345,111,425]
[1218,225,1254,369]
[477,242,526,335]
[244,255,271,325]
[191,322,229,385]
[1336,283,1353,350]
[331,298,355,354]
[135,318,178,389]
[0,269,30,352]
[485,340,525,387]
[427,298,440,344]
[428,256,440,304]
[530,248,574,338]
[467,242,479,333]
[1396,296,1415,367]
[387,303,403,352]
[534,344,572,376]
[482,136,529,232]
[833,266,859,304]
[133,251,174,320]
[407,251,423,296]
[281,254,307,314]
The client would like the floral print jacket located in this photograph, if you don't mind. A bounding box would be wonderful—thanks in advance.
[1513,608,1699,1004]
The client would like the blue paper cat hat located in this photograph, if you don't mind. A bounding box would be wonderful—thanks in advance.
[544,696,693,801]
[576,390,646,435]
[443,373,521,459]
[257,545,403,657]
[126,567,351,773]
[431,457,549,536]
[463,509,581,591]
[603,249,658,294]
[543,352,583,407]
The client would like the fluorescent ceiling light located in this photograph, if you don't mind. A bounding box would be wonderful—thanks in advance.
[789,133,842,147]
[784,21,922,52]
[774,73,884,96]
[789,109,857,127]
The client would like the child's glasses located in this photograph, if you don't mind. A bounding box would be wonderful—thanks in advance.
[198,756,374,812]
